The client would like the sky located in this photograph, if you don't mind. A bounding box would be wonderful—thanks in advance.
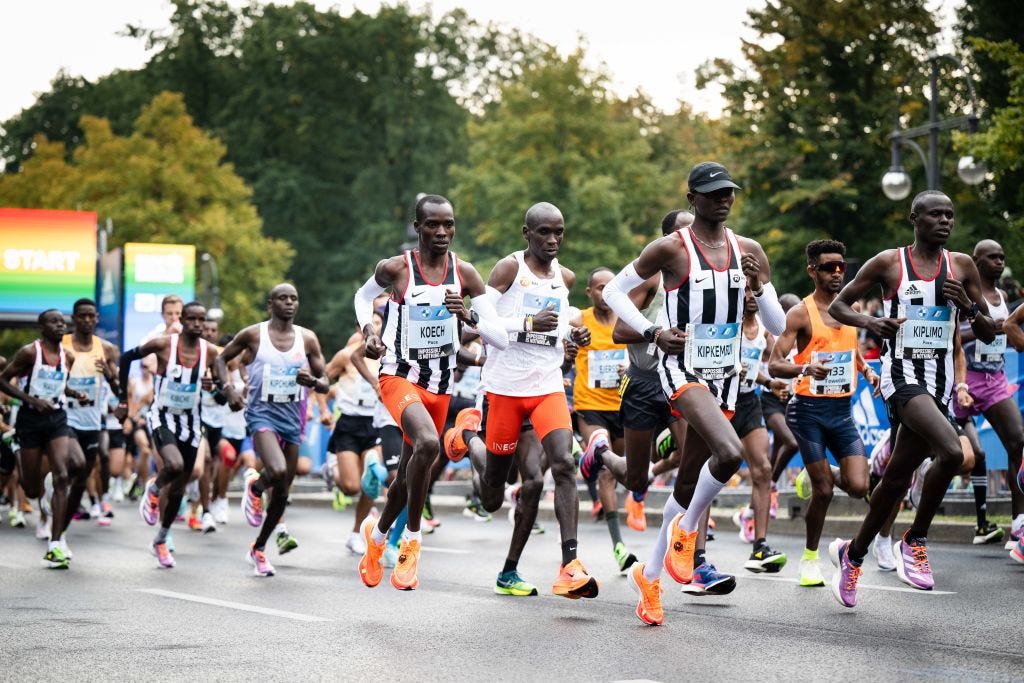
[0,0,960,123]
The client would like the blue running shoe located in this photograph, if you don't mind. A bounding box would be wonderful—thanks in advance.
[579,429,609,483]
[680,562,736,596]
[361,457,383,499]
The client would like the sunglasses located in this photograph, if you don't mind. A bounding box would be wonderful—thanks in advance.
[814,261,847,274]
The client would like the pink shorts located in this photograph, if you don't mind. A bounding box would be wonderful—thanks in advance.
[953,369,1018,420]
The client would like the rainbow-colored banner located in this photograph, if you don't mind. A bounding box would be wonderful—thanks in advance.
[0,208,97,318]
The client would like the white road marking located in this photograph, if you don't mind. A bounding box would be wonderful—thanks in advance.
[137,588,332,622]
[745,574,956,595]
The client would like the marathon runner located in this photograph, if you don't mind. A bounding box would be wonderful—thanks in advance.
[768,239,875,587]
[352,194,508,591]
[447,202,598,598]
[604,161,788,624]
[62,298,120,537]
[826,190,997,607]
[952,239,1022,547]
[0,310,89,568]
[217,283,330,577]
[116,302,220,568]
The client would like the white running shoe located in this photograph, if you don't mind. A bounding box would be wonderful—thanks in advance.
[89,502,102,520]
[345,530,367,555]
[42,473,54,516]
[211,498,229,525]
[201,511,217,534]
[798,558,825,587]
[35,514,51,541]
[908,458,931,509]
[112,484,124,503]
[60,535,73,560]
[872,533,896,571]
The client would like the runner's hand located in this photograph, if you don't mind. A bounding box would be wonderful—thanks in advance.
[444,290,470,322]
[532,303,559,333]
[225,386,246,412]
[656,327,687,355]
[807,360,831,381]
[867,316,905,340]
[296,368,317,388]
[570,325,590,346]
[942,278,972,315]
[363,333,386,360]
[957,386,973,409]
[741,253,761,292]
[114,401,129,421]
[767,378,789,400]
[563,339,579,364]
[864,369,882,397]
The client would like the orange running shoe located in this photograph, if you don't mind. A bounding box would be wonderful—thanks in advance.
[442,408,482,462]
[663,512,698,584]
[391,538,421,590]
[625,496,647,532]
[188,512,201,531]
[552,558,599,599]
[628,563,663,625]
[358,516,385,587]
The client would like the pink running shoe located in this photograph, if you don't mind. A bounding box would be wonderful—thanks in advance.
[152,541,175,568]
[894,534,934,590]
[139,478,159,526]
[1011,538,1024,564]
[247,544,275,577]
[242,468,264,528]
[828,539,862,608]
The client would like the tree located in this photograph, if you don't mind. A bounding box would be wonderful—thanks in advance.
[698,0,979,295]
[0,92,293,329]
[450,49,668,301]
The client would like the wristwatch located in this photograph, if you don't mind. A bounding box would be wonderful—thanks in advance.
[467,310,480,327]
[965,302,980,322]
[643,325,659,343]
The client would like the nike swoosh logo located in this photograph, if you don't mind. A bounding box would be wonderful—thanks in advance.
[709,172,722,177]
[410,291,426,298]
[550,283,564,290]
[695,275,710,283]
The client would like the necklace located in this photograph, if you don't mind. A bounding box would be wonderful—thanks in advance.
[690,230,726,249]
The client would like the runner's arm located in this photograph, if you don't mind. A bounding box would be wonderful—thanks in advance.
[767,305,809,379]
[1005,304,1024,351]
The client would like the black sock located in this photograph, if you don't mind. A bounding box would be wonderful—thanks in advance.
[501,558,517,574]
[847,541,866,565]
[561,539,577,566]
[606,511,623,546]
[905,532,927,545]
[971,455,987,527]
[462,429,477,446]
[594,444,609,460]
[693,548,706,569]
[754,537,767,550]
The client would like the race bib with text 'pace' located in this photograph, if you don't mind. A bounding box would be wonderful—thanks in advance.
[895,305,953,360]
[684,323,741,381]
[401,305,456,361]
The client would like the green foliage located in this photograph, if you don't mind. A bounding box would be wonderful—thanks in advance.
[451,50,668,301]
[0,92,293,330]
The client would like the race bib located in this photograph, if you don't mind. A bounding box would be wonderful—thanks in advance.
[261,365,302,403]
[29,367,65,402]
[159,368,200,413]
[895,304,953,360]
[739,345,762,389]
[67,375,99,408]
[401,305,456,360]
[511,293,561,346]
[810,350,855,395]
[974,334,1007,363]
[587,349,626,389]
[684,323,740,380]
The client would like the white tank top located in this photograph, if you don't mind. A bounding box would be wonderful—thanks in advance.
[63,334,104,430]
[482,251,570,397]
[334,357,379,418]
[25,340,68,407]
[738,316,767,395]
[248,322,308,404]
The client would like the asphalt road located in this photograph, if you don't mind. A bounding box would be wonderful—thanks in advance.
[2,498,1022,682]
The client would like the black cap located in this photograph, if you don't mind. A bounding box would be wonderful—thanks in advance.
[688,162,742,193]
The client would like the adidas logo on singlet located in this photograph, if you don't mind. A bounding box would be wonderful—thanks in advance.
[903,283,923,297]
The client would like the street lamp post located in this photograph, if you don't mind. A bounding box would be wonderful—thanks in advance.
[881,52,987,200]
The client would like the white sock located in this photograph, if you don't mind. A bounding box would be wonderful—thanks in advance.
[681,461,728,532]
[370,525,387,544]
[274,523,287,534]
[403,527,422,543]
[643,495,686,581]
[48,540,59,552]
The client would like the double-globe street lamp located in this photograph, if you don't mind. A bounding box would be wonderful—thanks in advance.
[881,51,987,201]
